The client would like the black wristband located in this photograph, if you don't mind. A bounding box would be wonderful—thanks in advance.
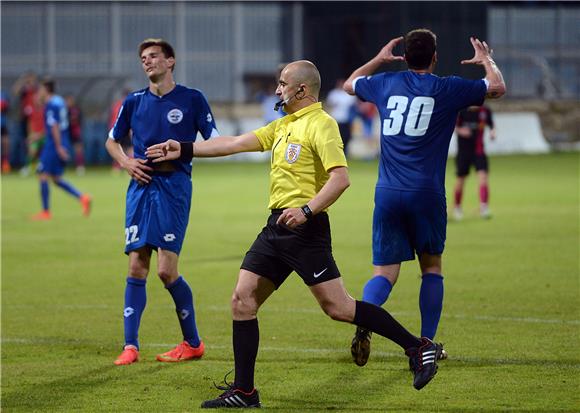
[301,204,313,220]
[179,142,194,162]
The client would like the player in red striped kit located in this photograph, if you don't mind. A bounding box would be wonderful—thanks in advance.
[453,105,496,219]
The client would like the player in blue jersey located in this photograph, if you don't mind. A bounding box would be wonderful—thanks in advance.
[106,38,219,366]
[344,29,506,366]
[30,79,91,221]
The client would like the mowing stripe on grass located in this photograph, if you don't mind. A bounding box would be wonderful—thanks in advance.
[5,303,580,325]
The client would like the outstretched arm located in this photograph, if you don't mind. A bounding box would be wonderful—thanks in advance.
[461,37,506,99]
[343,37,404,95]
[145,131,262,162]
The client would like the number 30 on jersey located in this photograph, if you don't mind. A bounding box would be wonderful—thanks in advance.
[382,96,434,137]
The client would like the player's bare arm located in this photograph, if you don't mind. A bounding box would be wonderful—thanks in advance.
[461,37,506,99]
[51,123,70,161]
[105,138,152,184]
[343,37,404,95]
[146,132,262,161]
[276,166,350,229]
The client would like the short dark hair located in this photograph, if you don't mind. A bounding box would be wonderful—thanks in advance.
[41,78,56,94]
[138,38,176,71]
[404,29,437,70]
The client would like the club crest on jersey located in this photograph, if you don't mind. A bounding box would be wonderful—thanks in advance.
[285,143,301,164]
[167,109,183,124]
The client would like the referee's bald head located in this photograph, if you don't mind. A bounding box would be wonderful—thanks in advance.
[282,60,321,98]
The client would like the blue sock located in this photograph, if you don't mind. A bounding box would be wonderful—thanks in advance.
[55,179,82,199]
[123,277,147,349]
[166,275,200,347]
[40,181,50,211]
[362,275,393,306]
[419,273,444,339]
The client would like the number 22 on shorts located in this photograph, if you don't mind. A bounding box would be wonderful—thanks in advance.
[125,225,140,245]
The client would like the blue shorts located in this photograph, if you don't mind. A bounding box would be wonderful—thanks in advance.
[37,147,67,176]
[124,172,192,255]
[372,187,447,265]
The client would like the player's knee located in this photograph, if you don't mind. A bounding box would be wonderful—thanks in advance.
[231,291,258,319]
[321,301,349,322]
[157,269,178,286]
[128,263,148,278]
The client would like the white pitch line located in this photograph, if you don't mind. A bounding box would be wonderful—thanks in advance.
[5,303,580,326]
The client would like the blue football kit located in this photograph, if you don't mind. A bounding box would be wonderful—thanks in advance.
[38,95,72,176]
[109,84,218,255]
[354,71,487,264]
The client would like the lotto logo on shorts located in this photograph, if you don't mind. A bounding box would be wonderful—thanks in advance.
[163,233,176,242]
[285,143,302,164]
[167,109,183,124]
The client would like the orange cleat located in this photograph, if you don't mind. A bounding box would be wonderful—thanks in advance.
[80,194,92,217]
[156,340,204,362]
[114,346,139,365]
[30,211,52,221]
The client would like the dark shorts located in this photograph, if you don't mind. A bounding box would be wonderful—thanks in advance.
[372,187,446,265]
[241,210,341,288]
[456,151,489,177]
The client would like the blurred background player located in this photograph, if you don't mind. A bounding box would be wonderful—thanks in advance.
[344,29,506,366]
[106,38,218,366]
[31,78,91,220]
[11,72,38,175]
[326,78,357,157]
[20,89,46,177]
[453,105,496,219]
[109,88,132,173]
[65,94,86,176]
[1,90,10,173]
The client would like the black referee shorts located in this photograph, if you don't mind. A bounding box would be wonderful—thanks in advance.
[241,210,341,288]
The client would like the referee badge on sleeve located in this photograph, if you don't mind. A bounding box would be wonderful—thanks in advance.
[285,143,301,164]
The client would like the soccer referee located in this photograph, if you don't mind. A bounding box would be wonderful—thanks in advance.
[146,60,442,408]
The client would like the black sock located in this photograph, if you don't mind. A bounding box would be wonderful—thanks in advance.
[233,319,259,392]
[353,300,421,350]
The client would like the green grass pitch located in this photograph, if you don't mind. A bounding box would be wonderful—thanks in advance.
[1,153,579,412]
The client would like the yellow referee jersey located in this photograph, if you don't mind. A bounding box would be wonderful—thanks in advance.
[253,102,348,210]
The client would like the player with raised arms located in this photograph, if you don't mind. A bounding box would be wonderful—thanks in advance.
[344,29,506,366]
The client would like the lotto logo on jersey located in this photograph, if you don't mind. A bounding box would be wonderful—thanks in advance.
[285,143,301,164]
[167,109,183,124]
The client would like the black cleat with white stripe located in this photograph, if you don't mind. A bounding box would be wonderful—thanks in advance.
[405,337,443,390]
[201,387,261,409]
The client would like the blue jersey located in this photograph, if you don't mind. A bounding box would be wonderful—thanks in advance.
[109,84,218,174]
[354,71,487,194]
[44,95,72,152]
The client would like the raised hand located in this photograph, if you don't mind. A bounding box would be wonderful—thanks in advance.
[461,37,493,66]
[145,139,181,162]
[376,37,405,64]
